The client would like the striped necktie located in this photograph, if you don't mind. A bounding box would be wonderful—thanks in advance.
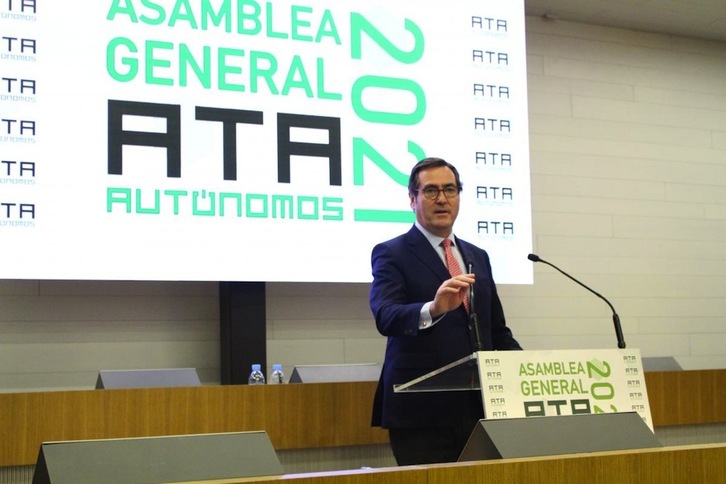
[441,238,469,313]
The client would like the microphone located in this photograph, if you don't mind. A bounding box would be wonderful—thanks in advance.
[467,263,483,351]
[528,253,626,349]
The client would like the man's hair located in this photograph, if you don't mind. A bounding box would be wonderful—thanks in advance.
[408,157,463,196]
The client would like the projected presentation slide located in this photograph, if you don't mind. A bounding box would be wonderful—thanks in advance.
[1,0,532,283]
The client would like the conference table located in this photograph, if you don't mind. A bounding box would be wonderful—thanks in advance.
[1,370,724,482]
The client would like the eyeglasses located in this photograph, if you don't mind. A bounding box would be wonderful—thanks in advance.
[416,185,460,200]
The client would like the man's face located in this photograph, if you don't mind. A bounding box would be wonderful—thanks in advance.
[409,165,460,237]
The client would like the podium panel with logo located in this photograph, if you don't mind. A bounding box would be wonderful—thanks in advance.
[395,348,657,459]
[395,348,653,430]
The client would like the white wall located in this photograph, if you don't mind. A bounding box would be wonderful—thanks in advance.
[0,280,220,391]
[1,17,725,392]
[517,17,726,369]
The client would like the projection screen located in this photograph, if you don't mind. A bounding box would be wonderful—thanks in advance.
[1,0,532,283]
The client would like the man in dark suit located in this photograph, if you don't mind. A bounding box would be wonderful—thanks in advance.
[369,157,522,465]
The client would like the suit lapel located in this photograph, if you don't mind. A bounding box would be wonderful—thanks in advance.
[404,226,450,282]
[454,236,471,271]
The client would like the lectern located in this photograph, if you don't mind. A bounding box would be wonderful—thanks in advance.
[394,349,661,461]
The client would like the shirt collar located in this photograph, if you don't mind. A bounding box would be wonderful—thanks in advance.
[415,221,456,249]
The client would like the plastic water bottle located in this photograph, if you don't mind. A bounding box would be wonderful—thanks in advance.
[269,364,285,384]
[248,364,265,385]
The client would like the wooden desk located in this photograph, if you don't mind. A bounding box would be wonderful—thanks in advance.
[644,370,726,425]
[0,382,386,467]
[178,444,726,484]
[0,370,723,467]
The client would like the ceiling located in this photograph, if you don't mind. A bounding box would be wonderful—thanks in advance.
[524,0,726,43]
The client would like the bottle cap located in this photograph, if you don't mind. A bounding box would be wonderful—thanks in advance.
[252,364,261,371]
[273,364,282,371]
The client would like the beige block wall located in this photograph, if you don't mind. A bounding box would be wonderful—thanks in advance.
[1,17,725,392]
[517,17,726,368]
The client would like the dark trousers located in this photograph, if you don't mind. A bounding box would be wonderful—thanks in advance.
[388,420,477,466]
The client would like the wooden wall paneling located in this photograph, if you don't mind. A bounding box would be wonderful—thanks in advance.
[1,371,724,468]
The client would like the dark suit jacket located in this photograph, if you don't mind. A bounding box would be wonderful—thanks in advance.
[370,225,521,428]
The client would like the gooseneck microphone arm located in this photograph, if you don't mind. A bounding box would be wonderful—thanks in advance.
[528,253,626,349]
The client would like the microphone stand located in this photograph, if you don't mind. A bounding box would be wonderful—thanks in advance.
[468,263,483,351]
[528,254,626,349]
